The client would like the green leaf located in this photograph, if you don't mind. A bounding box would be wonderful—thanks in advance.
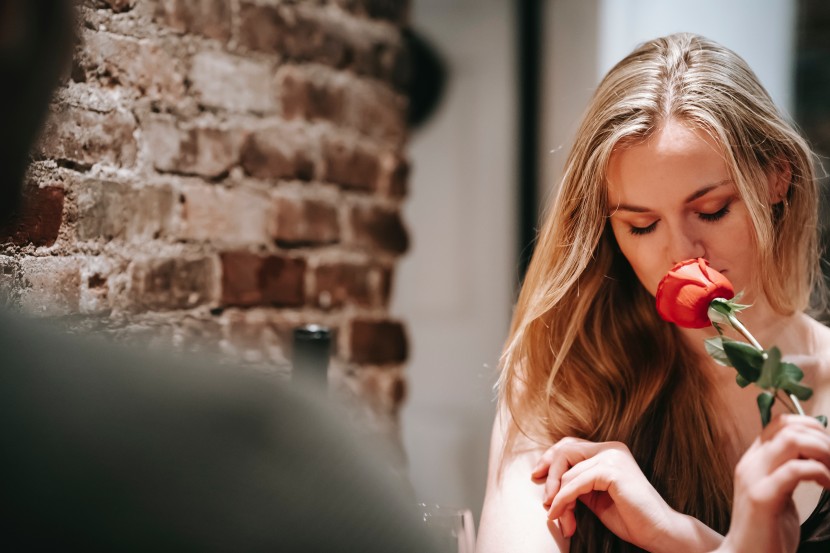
[782,382,813,401]
[776,362,805,386]
[709,298,734,317]
[757,346,781,389]
[816,415,828,428]
[704,336,732,367]
[736,374,751,388]
[723,340,764,383]
[722,292,750,313]
[757,392,775,427]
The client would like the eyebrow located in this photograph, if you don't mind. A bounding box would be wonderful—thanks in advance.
[612,180,733,213]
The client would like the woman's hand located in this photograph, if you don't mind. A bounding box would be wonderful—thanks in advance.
[532,437,722,553]
[718,414,830,553]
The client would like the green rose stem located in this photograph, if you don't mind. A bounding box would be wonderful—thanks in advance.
[707,297,820,427]
[721,309,806,417]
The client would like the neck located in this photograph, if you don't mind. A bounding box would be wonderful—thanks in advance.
[678,295,806,380]
[683,293,794,340]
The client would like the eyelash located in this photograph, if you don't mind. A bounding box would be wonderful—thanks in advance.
[698,203,731,222]
[627,202,732,236]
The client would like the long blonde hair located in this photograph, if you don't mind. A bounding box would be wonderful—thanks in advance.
[499,33,822,552]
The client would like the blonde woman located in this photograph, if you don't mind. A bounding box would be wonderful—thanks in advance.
[477,33,830,552]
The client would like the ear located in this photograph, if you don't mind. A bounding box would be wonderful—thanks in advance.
[767,160,792,204]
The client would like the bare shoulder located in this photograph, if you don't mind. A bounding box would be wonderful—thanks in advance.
[476,408,568,553]
[789,315,830,415]
[803,315,830,375]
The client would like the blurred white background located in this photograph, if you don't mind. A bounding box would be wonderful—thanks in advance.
[397,0,796,523]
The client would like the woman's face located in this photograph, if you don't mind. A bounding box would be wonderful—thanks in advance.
[606,119,762,300]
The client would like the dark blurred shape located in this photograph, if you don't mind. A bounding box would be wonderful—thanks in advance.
[405,28,447,129]
[516,0,542,282]
[292,324,332,385]
[0,314,436,551]
[0,0,74,222]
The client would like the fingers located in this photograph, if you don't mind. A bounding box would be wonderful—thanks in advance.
[535,438,625,507]
[557,501,577,538]
[759,425,830,470]
[748,415,830,476]
[761,414,826,440]
[531,436,589,478]
[547,461,614,520]
[531,437,591,507]
[766,459,830,501]
[537,453,575,506]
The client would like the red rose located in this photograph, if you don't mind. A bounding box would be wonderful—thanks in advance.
[656,258,735,329]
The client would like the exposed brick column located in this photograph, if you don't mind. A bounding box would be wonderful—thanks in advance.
[2,0,412,439]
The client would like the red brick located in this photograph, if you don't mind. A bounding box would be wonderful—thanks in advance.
[277,65,406,144]
[143,115,242,178]
[18,257,82,317]
[312,263,372,309]
[376,266,393,306]
[74,30,186,101]
[76,180,174,241]
[322,138,381,192]
[347,88,406,145]
[0,185,65,247]
[272,196,339,247]
[128,256,219,311]
[379,152,409,198]
[349,204,408,254]
[278,65,344,122]
[176,184,271,246]
[154,0,232,42]
[238,3,350,67]
[349,319,407,364]
[189,51,277,114]
[240,125,316,180]
[239,3,406,88]
[220,252,306,307]
[38,105,138,168]
[92,0,135,12]
[236,3,282,53]
[355,39,410,91]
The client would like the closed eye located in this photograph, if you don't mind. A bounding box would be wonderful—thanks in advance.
[629,221,657,236]
[697,202,731,222]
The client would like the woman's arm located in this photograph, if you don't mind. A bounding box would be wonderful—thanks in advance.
[536,437,723,553]
[476,409,569,553]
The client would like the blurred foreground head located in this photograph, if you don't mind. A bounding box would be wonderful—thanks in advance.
[0,0,75,221]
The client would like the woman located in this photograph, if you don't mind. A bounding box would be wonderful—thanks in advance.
[477,33,830,552]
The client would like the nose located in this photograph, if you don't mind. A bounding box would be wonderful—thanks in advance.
[667,224,706,266]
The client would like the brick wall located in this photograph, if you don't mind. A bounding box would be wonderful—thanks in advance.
[2,0,412,438]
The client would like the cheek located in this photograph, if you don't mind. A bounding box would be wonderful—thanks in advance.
[609,224,662,295]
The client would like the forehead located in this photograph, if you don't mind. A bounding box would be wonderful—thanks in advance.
[606,120,731,203]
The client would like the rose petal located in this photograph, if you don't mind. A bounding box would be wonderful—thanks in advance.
[656,258,735,329]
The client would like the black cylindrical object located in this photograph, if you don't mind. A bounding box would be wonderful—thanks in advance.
[292,324,331,384]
